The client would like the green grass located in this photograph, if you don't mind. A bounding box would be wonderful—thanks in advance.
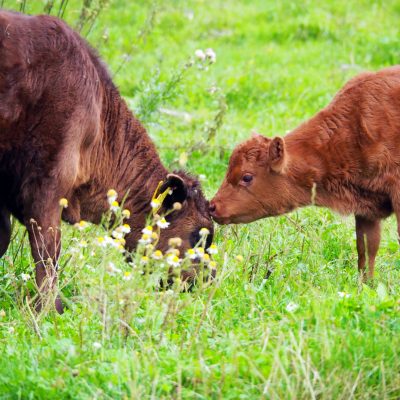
[1,0,400,398]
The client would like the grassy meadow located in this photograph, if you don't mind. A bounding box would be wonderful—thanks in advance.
[1,0,400,398]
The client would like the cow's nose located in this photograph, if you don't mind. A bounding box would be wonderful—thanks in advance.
[209,201,216,215]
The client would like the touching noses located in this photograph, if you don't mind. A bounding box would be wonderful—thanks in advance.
[209,201,218,217]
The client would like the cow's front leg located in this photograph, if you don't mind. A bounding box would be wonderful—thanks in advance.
[355,215,381,281]
[25,203,63,314]
[0,206,11,257]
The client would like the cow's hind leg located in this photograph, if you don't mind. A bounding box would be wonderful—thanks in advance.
[0,206,11,257]
[355,215,381,281]
[25,197,63,314]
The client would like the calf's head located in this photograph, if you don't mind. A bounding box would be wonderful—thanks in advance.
[210,134,299,224]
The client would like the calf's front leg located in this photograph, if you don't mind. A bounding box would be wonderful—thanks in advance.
[355,215,381,280]
[0,206,11,257]
[26,204,63,314]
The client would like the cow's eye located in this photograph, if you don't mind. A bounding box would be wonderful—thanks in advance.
[242,174,253,184]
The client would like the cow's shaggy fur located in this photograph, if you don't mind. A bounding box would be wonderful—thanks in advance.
[0,11,212,312]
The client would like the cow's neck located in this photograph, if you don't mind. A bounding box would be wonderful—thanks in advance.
[76,86,168,230]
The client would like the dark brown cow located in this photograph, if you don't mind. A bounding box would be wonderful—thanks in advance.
[211,66,400,279]
[0,11,213,313]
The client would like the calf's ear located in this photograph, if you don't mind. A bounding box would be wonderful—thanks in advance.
[160,174,188,209]
[269,137,286,173]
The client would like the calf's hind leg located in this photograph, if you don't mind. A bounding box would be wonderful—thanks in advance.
[0,206,11,257]
[355,216,381,280]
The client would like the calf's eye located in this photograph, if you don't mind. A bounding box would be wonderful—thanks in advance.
[242,174,253,184]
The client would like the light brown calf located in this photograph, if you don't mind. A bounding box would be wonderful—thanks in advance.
[210,66,400,279]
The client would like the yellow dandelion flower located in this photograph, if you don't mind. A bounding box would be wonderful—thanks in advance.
[168,237,182,247]
[173,202,182,210]
[122,209,131,218]
[59,198,68,208]
[203,253,211,263]
[107,189,117,198]
[199,228,210,236]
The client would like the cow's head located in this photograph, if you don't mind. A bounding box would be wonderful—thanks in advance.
[210,133,303,224]
[153,172,214,251]
[124,171,214,272]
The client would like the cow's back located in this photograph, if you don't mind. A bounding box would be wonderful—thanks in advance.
[0,10,103,218]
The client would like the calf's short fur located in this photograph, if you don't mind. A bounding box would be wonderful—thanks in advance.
[0,11,213,313]
[211,66,400,279]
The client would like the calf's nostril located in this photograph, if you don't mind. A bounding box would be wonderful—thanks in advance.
[209,202,216,214]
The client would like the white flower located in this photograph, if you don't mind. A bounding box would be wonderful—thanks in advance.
[157,218,170,229]
[338,291,351,298]
[199,228,210,236]
[167,255,181,268]
[151,199,161,209]
[195,247,205,258]
[79,240,88,248]
[186,248,197,260]
[96,235,116,248]
[286,302,299,313]
[205,48,216,63]
[74,220,89,231]
[202,254,211,263]
[110,200,119,212]
[142,225,153,235]
[107,189,117,205]
[121,224,131,234]
[106,262,121,276]
[207,244,218,254]
[152,250,163,260]
[93,342,102,349]
[20,273,30,282]
[195,49,206,61]
[123,271,132,281]
[141,256,149,264]
[138,234,152,245]
[112,229,124,240]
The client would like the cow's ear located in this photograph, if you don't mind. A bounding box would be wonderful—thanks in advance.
[160,174,188,209]
[269,137,286,173]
